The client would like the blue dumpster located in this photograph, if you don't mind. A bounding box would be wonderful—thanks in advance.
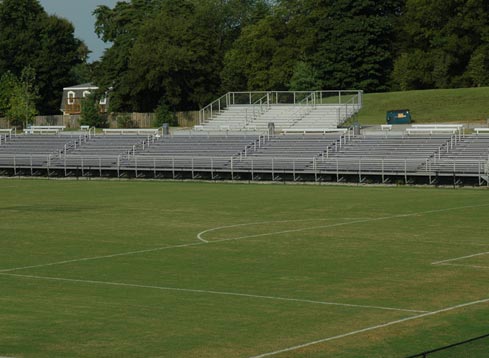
[386,109,411,124]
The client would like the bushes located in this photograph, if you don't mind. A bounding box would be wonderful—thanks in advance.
[80,93,108,128]
[116,114,136,128]
[153,103,177,127]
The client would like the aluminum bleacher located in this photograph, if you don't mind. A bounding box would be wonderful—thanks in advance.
[0,122,487,185]
[198,91,363,132]
[426,134,489,176]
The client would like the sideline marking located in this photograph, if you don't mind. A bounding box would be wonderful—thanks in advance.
[432,251,489,265]
[248,297,489,358]
[0,273,427,314]
[437,263,489,270]
[0,242,206,273]
[2,203,488,274]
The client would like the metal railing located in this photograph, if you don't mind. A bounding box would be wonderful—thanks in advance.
[1,153,487,184]
[200,90,363,126]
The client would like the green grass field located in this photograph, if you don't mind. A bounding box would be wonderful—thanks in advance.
[0,180,488,358]
[356,87,489,125]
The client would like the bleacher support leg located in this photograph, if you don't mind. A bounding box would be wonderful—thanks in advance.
[313,157,317,182]
[272,158,275,181]
[358,159,361,183]
[405,160,408,184]
[251,159,254,181]
[381,159,384,183]
[293,160,296,182]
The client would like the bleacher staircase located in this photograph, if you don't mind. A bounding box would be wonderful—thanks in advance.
[199,91,363,132]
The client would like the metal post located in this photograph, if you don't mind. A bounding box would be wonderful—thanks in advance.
[336,158,339,182]
[293,160,296,181]
[405,159,408,184]
[251,158,254,181]
[313,157,317,182]
[271,158,274,181]
[358,159,361,183]
[211,158,214,180]
[382,159,384,183]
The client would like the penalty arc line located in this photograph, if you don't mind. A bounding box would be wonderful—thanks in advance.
[1,202,489,274]
[0,272,427,314]
[248,297,489,358]
[196,217,372,243]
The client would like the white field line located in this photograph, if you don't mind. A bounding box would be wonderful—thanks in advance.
[0,242,206,273]
[249,297,489,358]
[200,203,489,245]
[196,218,371,242]
[1,219,364,272]
[2,202,489,274]
[431,251,489,265]
[2,203,489,273]
[437,263,489,270]
[0,273,427,314]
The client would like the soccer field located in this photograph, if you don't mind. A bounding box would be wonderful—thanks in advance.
[0,179,488,358]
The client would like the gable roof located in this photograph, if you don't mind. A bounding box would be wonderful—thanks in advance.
[63,83,99,91]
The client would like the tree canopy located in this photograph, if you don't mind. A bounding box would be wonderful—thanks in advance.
[3,0,489,115]
[0,0,86,114]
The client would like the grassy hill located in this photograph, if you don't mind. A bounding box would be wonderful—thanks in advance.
[356,87,489,125]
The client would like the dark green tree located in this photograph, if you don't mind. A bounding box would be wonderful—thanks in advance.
[80,93,107,128]
[289,61,320,91]
[0,0,86,114]
[94,0,271,112]
[310,0,405,92]
[221,5,306,91]
[393,0,489,89]
[0,68,38,127]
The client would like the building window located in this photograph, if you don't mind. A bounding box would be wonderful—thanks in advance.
[82,91,91,98]
[67,91,75,105]
[99,93,107,105]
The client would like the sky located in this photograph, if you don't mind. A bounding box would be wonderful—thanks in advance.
[39,0,120,62]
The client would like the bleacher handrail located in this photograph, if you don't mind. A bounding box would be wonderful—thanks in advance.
[199,90,364,128]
